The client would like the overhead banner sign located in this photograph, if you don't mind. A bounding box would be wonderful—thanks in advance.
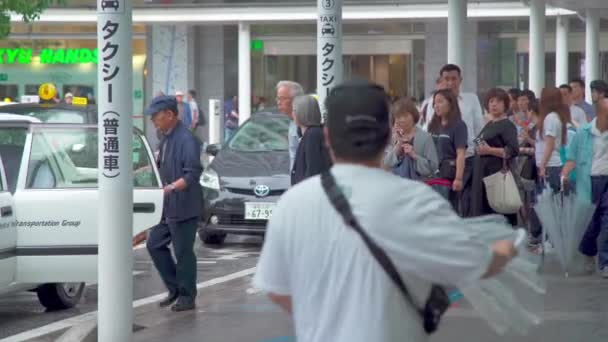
[0,48,99,65]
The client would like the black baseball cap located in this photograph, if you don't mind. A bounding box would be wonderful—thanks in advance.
[325,80,390,159]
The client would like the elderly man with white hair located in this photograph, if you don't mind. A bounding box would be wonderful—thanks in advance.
[276,80,305,171]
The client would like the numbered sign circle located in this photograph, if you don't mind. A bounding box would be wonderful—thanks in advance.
[38,83,57,101]
[322,0,335,9]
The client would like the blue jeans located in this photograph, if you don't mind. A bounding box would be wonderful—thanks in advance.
[529,166,563,241]
[579,176,608,269]
[224,127,236,142]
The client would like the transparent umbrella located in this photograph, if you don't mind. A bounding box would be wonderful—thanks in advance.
[533,185,596,276]
[456,215,546,335]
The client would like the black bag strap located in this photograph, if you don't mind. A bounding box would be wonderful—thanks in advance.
[320,171,424,317]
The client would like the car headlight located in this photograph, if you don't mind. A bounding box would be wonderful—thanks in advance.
[200,168,220,190]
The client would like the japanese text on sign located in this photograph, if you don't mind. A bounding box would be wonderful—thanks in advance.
[102,112,120,178]
[100,3,122,178]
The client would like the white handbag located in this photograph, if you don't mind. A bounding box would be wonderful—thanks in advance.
[483,158,523,214]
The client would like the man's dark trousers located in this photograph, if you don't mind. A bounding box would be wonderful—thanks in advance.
[147,217,199,300]
[579,175,608,270]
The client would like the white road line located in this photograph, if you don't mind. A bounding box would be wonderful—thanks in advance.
[0,267,256,342]
[197,261,217,264]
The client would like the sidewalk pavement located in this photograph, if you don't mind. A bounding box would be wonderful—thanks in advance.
[131,255,608,342]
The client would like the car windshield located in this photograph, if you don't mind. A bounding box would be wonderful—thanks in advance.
[228,115,290,152]
[3,107,87,124]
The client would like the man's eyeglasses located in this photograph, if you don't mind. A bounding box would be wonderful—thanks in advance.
[276,96,293,102]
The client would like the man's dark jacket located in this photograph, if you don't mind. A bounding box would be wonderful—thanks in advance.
[158,121,203,223]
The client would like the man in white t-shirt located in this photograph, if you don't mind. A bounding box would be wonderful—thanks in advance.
[560,84,587,128]
[254,80,518,342]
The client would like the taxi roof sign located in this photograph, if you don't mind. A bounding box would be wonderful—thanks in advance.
[38,83,57,101]
[72,97,88,106]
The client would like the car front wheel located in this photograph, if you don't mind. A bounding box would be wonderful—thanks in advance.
[37,283,85,311]
[198,229,227,245]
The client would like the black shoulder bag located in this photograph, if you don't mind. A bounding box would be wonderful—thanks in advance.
[320,171,450,334]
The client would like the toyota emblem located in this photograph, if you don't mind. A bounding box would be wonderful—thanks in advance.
[254,184,271,197]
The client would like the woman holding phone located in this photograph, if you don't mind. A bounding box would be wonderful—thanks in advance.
[384,98,438,180]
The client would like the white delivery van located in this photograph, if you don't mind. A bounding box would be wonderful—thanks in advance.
[0,115,163,310]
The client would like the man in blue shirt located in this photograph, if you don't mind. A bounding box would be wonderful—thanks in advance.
[145,95,203,312]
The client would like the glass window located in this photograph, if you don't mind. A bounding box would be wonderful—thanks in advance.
[0,85,18,101]
[26,127,158,189]
[228,116,290,152]
[4,107,87,124]
[25,84,42,96]
[0,128,27,193]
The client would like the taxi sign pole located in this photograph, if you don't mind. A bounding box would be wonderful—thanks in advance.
[97,1,134,341]
[317,0,343,122]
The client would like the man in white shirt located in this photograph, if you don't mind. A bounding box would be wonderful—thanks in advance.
[559,84,587,128]
[276,80,305,171]
[425,64,485,216]
[254,80,518,342]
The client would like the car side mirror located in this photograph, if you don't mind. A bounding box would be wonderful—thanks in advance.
[206,144,221,157]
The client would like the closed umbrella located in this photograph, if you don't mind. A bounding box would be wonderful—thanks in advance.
[533,186,596,276]
[456,215,546,335]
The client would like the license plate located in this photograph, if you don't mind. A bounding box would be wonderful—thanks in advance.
[244,202,276,220]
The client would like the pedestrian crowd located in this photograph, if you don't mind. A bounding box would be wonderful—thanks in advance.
[254,64,608,341]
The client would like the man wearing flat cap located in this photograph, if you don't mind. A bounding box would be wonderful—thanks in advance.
[145,95,203,312]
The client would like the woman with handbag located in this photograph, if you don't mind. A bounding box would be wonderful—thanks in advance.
[428,89,468,207]
[471,88,520,226]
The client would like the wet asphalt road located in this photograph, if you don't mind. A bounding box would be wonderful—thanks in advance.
[0,235,262,341]
[2,237,608,342]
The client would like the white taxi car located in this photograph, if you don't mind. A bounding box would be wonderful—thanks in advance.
[0,115,162,310]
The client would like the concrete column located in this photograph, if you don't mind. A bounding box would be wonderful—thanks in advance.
[425,21,478,95]
[555,15,569,86]
[585,9,600,103]
[150,25,192,96]
[146,25,194,146]
[238,22,251,125]
[317,0,343,120]
[529,0,546,95]
[447,0,467,69]
[97,2,134,341]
